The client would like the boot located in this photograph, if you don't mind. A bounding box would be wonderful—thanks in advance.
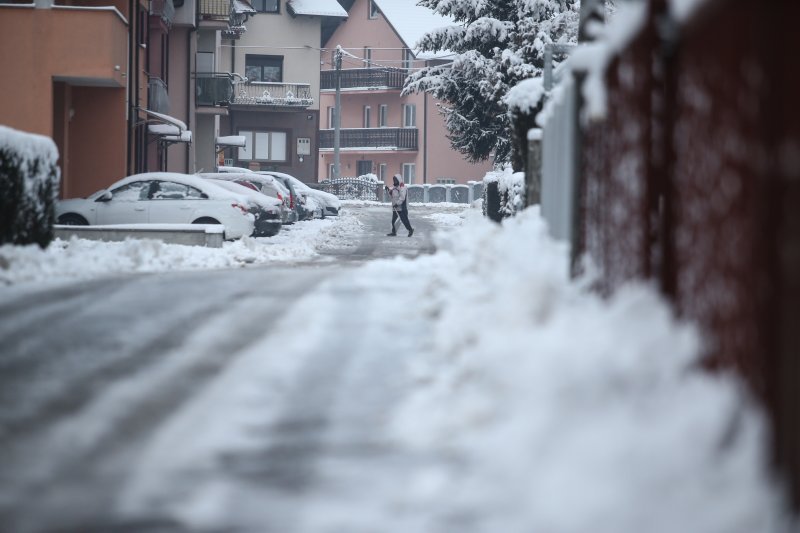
[408,228,414,237]
[386,231,397,236]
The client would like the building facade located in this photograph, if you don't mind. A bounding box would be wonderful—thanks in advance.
[318,0,492,185]
[214,0,346,182]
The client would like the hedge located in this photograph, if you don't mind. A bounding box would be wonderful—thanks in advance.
[0,125,60,247]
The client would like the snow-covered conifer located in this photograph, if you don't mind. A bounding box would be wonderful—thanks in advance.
[404,0,580,164]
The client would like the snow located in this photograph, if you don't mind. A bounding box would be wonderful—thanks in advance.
[569,1,648,121]
[669,0,714,23]
[505,77,545,114]
[372,0,454,59]
[3,203,788,529]
[0,212,362,286]
[374,208,786,532]
[0,125,59,196]
[287,0,346,17]
[215,135,246,147]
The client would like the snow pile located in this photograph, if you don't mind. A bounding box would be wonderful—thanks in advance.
[381,208,785,532]
[505,77,546,114]
[0,211,363,286]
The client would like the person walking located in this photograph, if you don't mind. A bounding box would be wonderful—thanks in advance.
[386,175,414,237]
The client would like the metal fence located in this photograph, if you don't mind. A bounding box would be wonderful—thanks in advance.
[317,177,483,204]
[232,82,313,107]
[530,0,800,509]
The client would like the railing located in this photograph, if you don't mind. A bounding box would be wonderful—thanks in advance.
[149,0,175,25]
[319,128,418,150]
[199,0,230,21]
[196,73,234,106]
[231,82,313,107]
[317,178,482,204]
[320,68,407,90]
[148,76,170,114]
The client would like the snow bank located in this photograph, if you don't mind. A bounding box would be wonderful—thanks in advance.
[0,212,363,286]
[378,207,786,532]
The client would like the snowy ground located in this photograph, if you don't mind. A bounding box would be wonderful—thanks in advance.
[0,204,791,532]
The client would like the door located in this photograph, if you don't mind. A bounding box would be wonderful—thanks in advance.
[147,181,205,223]
[96,180,150,224]
[356,160,372,177]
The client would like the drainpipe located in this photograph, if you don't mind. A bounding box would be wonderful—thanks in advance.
[423,90,428,184]
[126,0,134,173]
[186,25,196,172]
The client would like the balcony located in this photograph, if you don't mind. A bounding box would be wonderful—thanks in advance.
[231,82,314,108]
[148,76,170,114]
[150,0,175,26]
[199,0,230,27]
[196,73,234,107]
[319,128,418,151]
[320,68,407,91]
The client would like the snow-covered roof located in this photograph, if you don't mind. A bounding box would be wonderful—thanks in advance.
[215,135,247,147]
[233,0,256,14]
[373,0,453,59]
[288,0,347,17]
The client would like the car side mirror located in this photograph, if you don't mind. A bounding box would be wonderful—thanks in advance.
[96,190,112,202]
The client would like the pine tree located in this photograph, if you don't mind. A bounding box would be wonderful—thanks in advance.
[403,0,580,164]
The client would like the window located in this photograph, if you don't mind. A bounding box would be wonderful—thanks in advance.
[327,106,335,129]
[437,178,456,184]
[238,130,288,162]
[378,163,387,182]
[378,104,387,127]
[363,106,371,128]
[364,47,372,68]
[402,163,415,184]
[357,160,373,176]
[402,49,413,70]
[403,104,416,127]
[245,55,283,82]
[110,181,149,201]
[368,0,378,19]
[196,52,214,73]
[328,163,336,179]
[151,182,204,200]
[251,0,279,13]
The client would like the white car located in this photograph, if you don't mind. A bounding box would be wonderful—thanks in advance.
[56,172,255,239]
[263,171,341,217]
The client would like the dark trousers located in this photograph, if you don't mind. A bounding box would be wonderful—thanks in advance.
[391,205,412,233]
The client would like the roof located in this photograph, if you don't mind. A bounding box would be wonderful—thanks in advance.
[372,0,453,59]
[288,0,347,17]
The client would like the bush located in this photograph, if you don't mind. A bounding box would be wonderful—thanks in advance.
[482,167,525,223]
[0,126,60,247]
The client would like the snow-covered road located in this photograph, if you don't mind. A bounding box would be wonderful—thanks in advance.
[0,204,788,532]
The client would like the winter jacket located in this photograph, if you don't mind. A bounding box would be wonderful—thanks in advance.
[390,184,407,208]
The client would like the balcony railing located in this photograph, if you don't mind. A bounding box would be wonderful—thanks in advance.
[320,68,407,91]
[150,0,175,25]
[319,128,418,151]
[199,0,230,22]
[148,76,170,114]
[232,82,313,107]
[196,73,234,106]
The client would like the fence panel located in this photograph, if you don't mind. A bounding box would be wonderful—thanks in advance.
[318,177,381,201]
[451,185,469,204]
[428,185,447,203]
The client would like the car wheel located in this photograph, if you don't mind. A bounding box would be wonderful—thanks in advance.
[58,213,88,225]
[193,217,227,240]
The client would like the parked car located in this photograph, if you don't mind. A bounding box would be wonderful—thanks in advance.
[262,171,341,217]
[202,178,283,237]
[56,172,255,239]
[254,172,322,220]
[201,172,296,224]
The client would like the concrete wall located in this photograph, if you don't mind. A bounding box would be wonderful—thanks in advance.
[167,26,193,174]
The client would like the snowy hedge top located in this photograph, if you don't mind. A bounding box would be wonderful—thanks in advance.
[373,0,454,59]
[0,125,60,197]
[505,77,546,114]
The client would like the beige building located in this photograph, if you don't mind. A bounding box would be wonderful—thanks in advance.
[318,0,492,185]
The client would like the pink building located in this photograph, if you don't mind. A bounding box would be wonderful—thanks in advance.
[318,0,492,185]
